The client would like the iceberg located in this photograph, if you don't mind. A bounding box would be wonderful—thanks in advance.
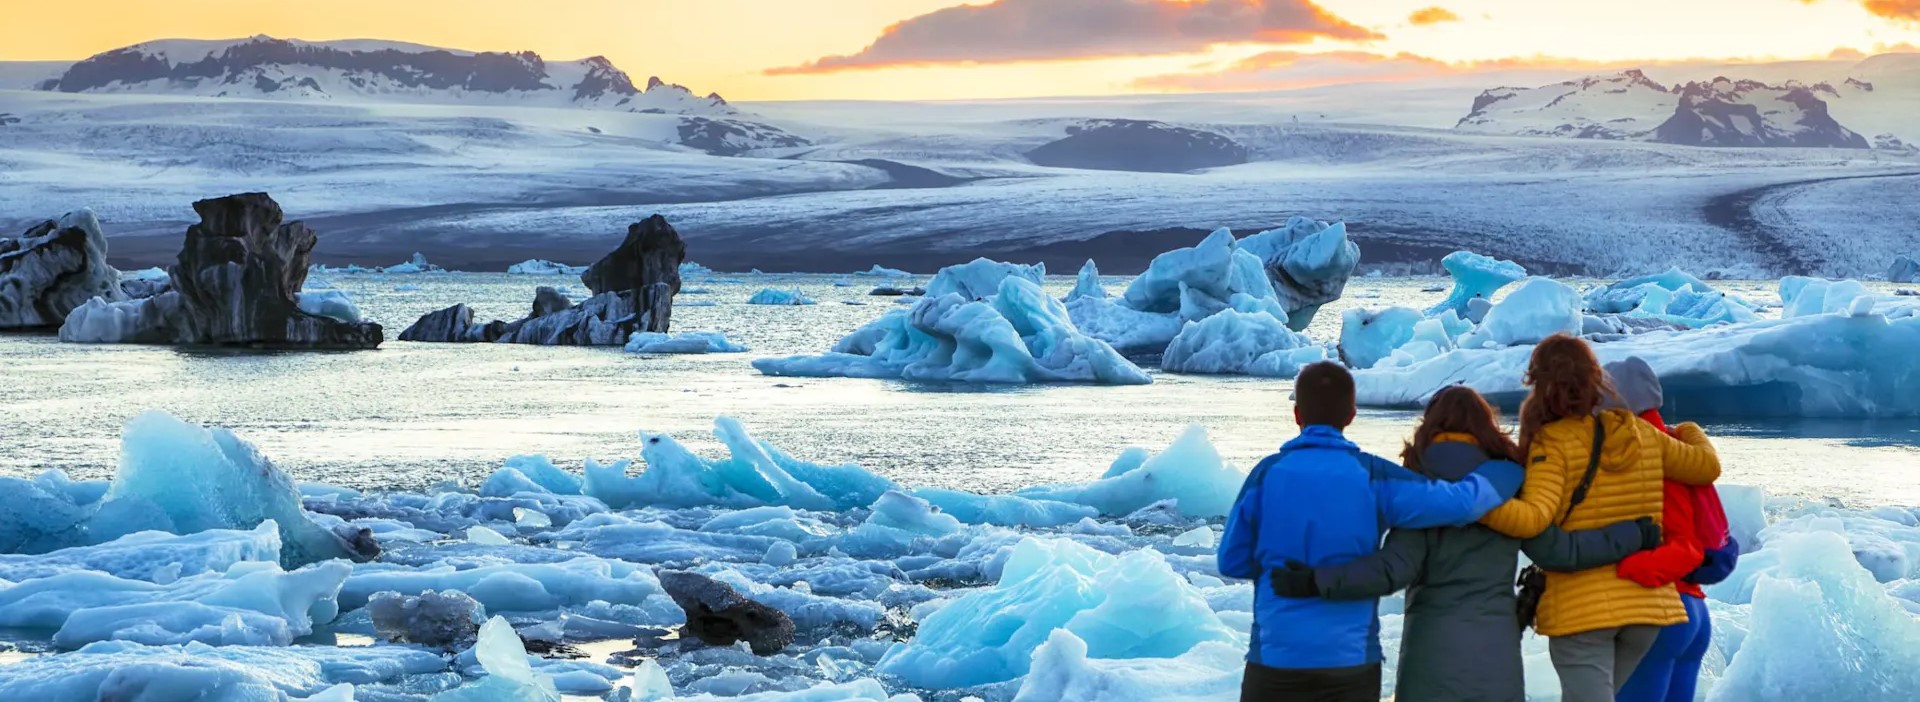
[382,252,441,274]
[1583,268,1759,328]
[1067,259,1106,301]
[855,265,911,278]
[874,538,1234,688]
[0,521,280,583]
[96,411,379,567]
[1161,308,1326,377]
[1352,308,1920,417]
[626,331,748,354]
[294,290,363,324]
[749,288,817,306]
[1426,251,1526,318]
[367,589,486,649]
[1458,277,1582,349]
[1338,306,1425,370]
[0,640,444,700]
[0,559,349,648]
[1236,217,1362,330]
[925,258,1044,300]
[1017,424,1244,518]
[1014,630,1244,702]
[1710,531,1920,701]
[912,487,1097,528]
[508,259,587,275]
[586,417,897,511]
[431,616,562,702]
[340,557,682,624]
[1892,256,1918,284]
[755,275,1149,385]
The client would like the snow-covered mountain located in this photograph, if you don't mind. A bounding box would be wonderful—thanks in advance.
[33,35,736,116]
[1458,70,1870,148]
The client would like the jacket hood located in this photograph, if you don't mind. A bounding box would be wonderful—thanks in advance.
[1281,425,1360,453]
[1418,440,1489,482]
[1596,409,1645,472]
[1603,357,1663,414]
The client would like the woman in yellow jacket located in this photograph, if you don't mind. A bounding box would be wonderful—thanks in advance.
[1480,334,1721,702]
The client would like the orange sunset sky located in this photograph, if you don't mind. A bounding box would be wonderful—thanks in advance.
[2,0,1918,101]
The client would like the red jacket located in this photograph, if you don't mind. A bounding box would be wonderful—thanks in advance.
[1617,410,1708,598]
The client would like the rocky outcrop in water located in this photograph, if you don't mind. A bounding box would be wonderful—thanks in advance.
[656,570,795,655]
[0,209,126,329]
[58,193,384,348]
[400,216,686,345]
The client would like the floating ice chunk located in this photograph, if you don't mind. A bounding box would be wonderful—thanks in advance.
[467,525,511,545]
[1338,306,1424,370]
[1018,424,1244,518]
[756,276,1149,385]
[1238,217,1361,330]
[1162,308,1322,377]
[855,265,911,278]
[681,261,715,277]
[1068,260,1106,301]
[748,289,816,305]
[925,258,1043,300]
[508,259,587,275]
[382,252,439,274]
[1720,484,1768,553]
[515,507,554,529]
[764,540,799,567]
[1892,256,1919,284]
[0,559,349,647]
[1353,310,1920,417]
[1121,229,1238,316]
[58,295,155,343]
[674,679,913,701]
[1781,277,1885,318]
[625,331,748,354]
[0,640,446,700]
[1711,531,1920,701]
[631,660,676,700]
[341,558,682,624]
[101,411,377,567]
[0,521,280,583]
[432,616,561,701]
[1013,630,1244,702]
[1459,277,1582,348]
[876,538,1234,688]
[501,455,584,495]
[1172,526,1217,548]
[368,589,486,649]
[1426,252,1526,317]
[912,487,1098,528]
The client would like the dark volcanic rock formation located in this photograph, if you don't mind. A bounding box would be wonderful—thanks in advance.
[656,570,795,655]
[400,216,687,345]
[1026,119,1249,173]
[0,209,126,329]
[57,193,384,348]
[1653,78,1869,148]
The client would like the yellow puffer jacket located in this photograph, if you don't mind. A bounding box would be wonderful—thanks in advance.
[1481,409,1721,637]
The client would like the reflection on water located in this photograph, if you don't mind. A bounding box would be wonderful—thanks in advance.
[0,273,1912,506]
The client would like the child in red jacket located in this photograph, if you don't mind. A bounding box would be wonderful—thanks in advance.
[1608,358,1740,702]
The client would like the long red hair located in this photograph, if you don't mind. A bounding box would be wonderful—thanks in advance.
[1517,334,1615,452]
[1403,385,1522,471]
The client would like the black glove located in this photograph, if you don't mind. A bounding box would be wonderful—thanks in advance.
[1633,517,1662,550]
[1271,560,1320,598]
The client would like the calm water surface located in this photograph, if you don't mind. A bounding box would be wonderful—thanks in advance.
[1,273,1913,505]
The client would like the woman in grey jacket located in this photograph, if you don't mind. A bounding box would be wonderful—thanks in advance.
[1272,386,1660,702]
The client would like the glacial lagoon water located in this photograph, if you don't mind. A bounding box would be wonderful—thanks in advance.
[1,272,1914,506]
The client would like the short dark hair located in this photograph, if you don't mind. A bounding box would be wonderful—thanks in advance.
[1295,361,1356,428]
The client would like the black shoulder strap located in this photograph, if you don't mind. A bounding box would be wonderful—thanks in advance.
[1554,416,1607,526]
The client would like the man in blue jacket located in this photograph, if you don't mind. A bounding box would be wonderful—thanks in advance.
[1218,363,1507,701]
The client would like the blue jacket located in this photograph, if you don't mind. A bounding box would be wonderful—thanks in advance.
[1217,425,1505,669]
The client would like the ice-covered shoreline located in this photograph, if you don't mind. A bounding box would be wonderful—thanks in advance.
[0,412,1915,701]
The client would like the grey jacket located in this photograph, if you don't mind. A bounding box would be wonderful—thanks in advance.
[1313,441,1650,702]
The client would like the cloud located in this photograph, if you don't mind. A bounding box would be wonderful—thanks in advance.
[1131,50,1662,92]
[767,0,1381,75]
[1863,0,1920,22]
[1407,6,1462,25]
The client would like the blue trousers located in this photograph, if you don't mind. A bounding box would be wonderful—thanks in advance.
[1617,595,1712,702]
